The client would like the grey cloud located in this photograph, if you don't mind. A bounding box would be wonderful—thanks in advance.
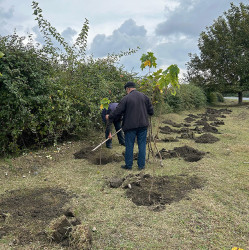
[0,5,14,35]
[61,27,77,44]
[156,0,244,38]
[89,19,148,57]
[32,25,77,49]
[154,38,199,70]
[32,26,44,45]
[0,5,14,19]
[118,19,147,36]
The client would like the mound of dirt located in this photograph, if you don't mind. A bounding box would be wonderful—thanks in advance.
[0,187,75,247]
[74,147,123,165]
[162,119,182,128]
[159,125,177,134]
[158,145,205,162]
[210,120,225,126]
[206,108,232,116]
[202,123,219,133]
[195,133,220,144]
[184,117,196,123]
[179,132,195,139]
[47,214,92,248]
[112,173,204,209]
[162,137,179,142]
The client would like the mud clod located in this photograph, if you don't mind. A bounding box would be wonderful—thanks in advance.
[158,145,205,162]
[195,133,220,144]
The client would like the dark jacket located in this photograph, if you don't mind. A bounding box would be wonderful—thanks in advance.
[101,103,119,123]
[108,90,154,132]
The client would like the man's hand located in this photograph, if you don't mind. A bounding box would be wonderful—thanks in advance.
[108,132,112,139]
[105,114,109,120]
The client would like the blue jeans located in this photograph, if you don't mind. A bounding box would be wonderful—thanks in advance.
[105,120,125,148]
[124,127,147,169]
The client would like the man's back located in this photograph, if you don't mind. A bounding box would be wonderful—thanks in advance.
[118,90,153,131]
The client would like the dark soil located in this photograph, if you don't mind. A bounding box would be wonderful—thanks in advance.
[162,137,179,142]
[74,147,123,165]
[159,125,177,134]
[159,108,232,139]
[109,173,204,210]
[162,119,182,128]
[158,145,205,162]
[195,133,220,144]
[0,187,75,247]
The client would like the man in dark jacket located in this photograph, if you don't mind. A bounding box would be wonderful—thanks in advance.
[106,82,154,170]
[101,103,125,149]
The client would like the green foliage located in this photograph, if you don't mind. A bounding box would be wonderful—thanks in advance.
[0,31,134,154]
[206,91,224,104]
[0,51,3,76]
[139,62,180,105]
[165,84,207,112]
[187,3,249,102]
[216,92,224,102]
[100,98,111,110]
[140,52,157,71]
[0,1,210,155]
[31,0,136,135]
[32,1,89,65]
[0,34,57,154]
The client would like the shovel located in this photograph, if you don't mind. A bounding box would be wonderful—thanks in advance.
[92,128,123,151]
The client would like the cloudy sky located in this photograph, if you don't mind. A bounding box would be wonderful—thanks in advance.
[0,0,247,78]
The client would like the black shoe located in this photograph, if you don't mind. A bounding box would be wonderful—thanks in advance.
[138,167,145,170]
[106,145,112,149]
[121,165,132,170]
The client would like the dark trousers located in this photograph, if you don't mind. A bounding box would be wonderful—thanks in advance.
[124,127,147,169]
[105,120,125,148]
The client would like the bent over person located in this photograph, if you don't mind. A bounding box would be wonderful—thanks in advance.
[101,102,125,149]
[106,82,154,170]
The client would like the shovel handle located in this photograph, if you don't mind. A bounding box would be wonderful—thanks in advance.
[91,128,122,151]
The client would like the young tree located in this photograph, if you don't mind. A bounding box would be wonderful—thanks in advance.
[186,3,249,104]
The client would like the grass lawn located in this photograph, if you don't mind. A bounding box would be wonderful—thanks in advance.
[0,100,248,249]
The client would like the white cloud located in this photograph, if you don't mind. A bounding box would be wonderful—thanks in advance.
[89,19,149,57]
[156,0,244,37]
[0,0,248,76]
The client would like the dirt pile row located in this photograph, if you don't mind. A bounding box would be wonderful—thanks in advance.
[160,108,232,143]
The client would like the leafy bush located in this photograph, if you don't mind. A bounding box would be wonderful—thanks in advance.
[216,92,224,102]
[0,34,55,154]
[206,91,224,104]
[165,84,206,112]
[0,33,134,155]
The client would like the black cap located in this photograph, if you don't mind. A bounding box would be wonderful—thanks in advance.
[124,81,136,89]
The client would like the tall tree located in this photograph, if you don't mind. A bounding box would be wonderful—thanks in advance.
[186,3,249,104]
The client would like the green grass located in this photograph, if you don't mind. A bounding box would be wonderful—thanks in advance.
[0,100,249,250]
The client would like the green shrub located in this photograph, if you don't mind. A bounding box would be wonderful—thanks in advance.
[216,92,224,102]
[0,34,57,154]
[0,34,134,154]
[206,91,224,104]
[164,84,206,112]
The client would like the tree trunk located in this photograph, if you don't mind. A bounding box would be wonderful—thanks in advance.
[238,91,243,104]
